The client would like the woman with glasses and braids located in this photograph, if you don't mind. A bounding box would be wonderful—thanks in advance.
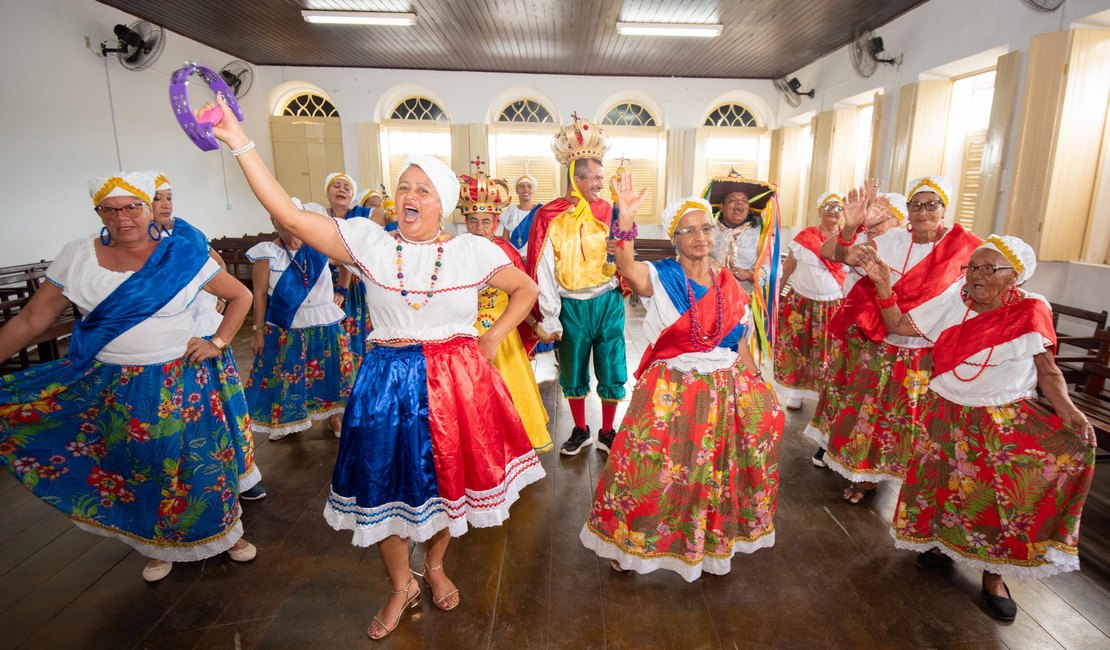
[860,235,1096,621]
[773,192,848,411]
[580,184,784,581]
[810,177,981,504]
[0,171,259,583]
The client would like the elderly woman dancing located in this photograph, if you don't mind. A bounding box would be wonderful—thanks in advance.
[0,171,259,582]
[325,172,374,366]
[200,96,544,641]
[863,235,1096,621]
[773,192,848,410]
[580,185,784,581]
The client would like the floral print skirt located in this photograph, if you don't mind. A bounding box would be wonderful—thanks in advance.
[0,350,258,562]
[772,290,842,400]
[892,395,1094,578]
[821,342,932,483]
[803,329,867,446]
[246,321,353,436]
[580,357,783,582]
[341,276,371,367]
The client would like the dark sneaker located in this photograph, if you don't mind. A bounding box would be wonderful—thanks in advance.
[812,448,828,468]
[240,484,268,501]
[560,426,592,456]
[915,549,953,569]
[596,428,616,454]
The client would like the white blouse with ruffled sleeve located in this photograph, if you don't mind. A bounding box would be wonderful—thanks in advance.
[245,241,344,329]
[45,237,219,365]
[335,218,512,343]
[786,238,845,301]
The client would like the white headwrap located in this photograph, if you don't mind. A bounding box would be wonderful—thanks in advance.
[153,171,171,192]
[883,192,908,222]
[88,170,158,207]
[978,234,1037,284]
[662,196,714,239]
[515,174,537,188]
[907,176,954,207]
[400,155,460,218]
[816,191,844,208]
[324,172,358,200]
[301,200,329,216]
[356,188,383,206]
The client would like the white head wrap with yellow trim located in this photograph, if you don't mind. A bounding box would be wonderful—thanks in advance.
[906,176,953,208]
[324,172,358,200]
[663,197,715,239]
[883,193,908,222]
[515,174,537,188]
[816,191,844,209]
[401,155,460,218]
[978,234,1037,284]
[88,171,157,207]
[153,172,171,192]
[356,188,383,207]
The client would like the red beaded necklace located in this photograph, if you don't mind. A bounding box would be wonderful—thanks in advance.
[948,290,1019,382]
[279,239,309,287]
[394,231,445,311]
[686,271,725,352]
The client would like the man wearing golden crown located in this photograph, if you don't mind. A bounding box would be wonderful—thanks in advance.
[525,116,627,456]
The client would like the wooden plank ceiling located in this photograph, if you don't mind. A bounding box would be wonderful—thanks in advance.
[96,0,927,78]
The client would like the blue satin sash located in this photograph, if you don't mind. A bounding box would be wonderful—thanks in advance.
[67,236,210,368]
[509,203,542,250]
[169,217,209,252]
[266,244,328,329]
[345,206,372,220]
[652,259,746,351]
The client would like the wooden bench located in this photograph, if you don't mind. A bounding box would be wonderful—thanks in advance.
[0,262,79,372]
[1051,302,1108,388]
[633,238,675,262]
[210,232,276,291]
[1071,329,1110,462]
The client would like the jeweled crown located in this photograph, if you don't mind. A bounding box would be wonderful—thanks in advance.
[551,113,610,166]
[458,157,512,215]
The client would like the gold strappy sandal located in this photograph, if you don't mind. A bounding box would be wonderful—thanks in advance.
[367,574,420,640]
[422,563,460,611]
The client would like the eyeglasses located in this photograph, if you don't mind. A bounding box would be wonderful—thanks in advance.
[908,200,944,212]
[94,202,146,217]
[574,174,605,183]
[674,224,716,238]
[820,203,844,213]
[960,263,1014,276]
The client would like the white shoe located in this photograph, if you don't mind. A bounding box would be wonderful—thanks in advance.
[268,429,293,442]
[228,540,257,562]
[142,559,173,582]
[785,397,803,410]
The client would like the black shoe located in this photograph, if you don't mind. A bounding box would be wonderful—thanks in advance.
[596,428,616,454]
[240,484,268,501]
[915,549,953,569]
[560,426,592,456]
[812,448,827,468]
[982,584,1017,621]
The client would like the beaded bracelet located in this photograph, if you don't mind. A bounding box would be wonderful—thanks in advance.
[611,223,638,242]
[876,291,899,310]
[334,286,350,299]
[230,140,256,157]
[836,228,857,247]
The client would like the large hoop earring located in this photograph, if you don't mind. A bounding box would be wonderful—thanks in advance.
[99,227,112,246]
[147,222,163,241]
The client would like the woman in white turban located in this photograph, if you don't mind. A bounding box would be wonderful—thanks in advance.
[862,234,1096,621]
[196,96,544,641]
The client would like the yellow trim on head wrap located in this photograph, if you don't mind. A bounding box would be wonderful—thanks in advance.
[907,177,950,206]
[154,174,171,191]
[324,173,357,197]
[666,199,715,239]
[93,177,151,207]
[985,235,1024,277]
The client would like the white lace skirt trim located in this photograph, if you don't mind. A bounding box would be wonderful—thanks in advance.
[889,528,1080,579]
[579,525,775,583]
[802,423,829,446]
[73,517,243,563]
[774,382,819,401]
[252,406,345,435]
[239,465,262,492]
[826,455,904,485]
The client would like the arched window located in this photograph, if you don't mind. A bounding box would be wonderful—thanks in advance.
[602,102,657,127]
[497,99,554,124]
[282,93,339,118]
[389,97,449,122]
[704,103,759,128]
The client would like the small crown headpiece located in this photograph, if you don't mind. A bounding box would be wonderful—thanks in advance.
[458,156,512,216]
[551,113,610,166]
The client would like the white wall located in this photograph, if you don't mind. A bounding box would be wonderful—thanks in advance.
[778,0,1110,312]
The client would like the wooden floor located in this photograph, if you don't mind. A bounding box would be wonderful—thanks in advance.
[1,304,1109,649]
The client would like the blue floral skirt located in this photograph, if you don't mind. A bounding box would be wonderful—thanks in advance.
[245,321,354,437]
[0,349,258,561]
[342,277,371,366]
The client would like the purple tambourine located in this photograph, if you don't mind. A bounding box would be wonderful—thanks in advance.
[169,62,244,152]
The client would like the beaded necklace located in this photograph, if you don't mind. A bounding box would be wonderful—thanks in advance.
[394,230,445,311]
[948,291,1018,382]
[897,226,945,277]
[686,271,725,352]
[279,239,310,287]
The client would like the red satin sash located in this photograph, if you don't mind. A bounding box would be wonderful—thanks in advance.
[830,225,981,342]
[792,227,846,286]
[634,269,748,379]
[931,298,1057,376]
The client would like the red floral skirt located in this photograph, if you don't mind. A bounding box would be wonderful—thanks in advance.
[821,342,932,482]
[892,395,1095,578]
[580,358,783,581]
[803,329,869,445]
[773,290,842,399]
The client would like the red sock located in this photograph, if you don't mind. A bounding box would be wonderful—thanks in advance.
[601,401,617,432]
[568,397,587,430]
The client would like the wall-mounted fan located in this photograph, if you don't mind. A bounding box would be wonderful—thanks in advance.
[850,26,901,79]
[100,20,166,71]
[1020,0,1065,12]
[219,60,254,99]
[773,76,815,108]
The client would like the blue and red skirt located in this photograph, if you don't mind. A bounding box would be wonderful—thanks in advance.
[323,337,545,546]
